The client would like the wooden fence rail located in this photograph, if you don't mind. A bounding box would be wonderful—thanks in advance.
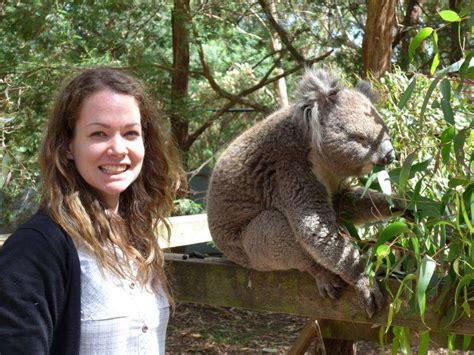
[165,253,474,351]
[2,218,474,351]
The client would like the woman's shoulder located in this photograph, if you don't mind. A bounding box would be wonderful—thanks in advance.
[5,209,75,254]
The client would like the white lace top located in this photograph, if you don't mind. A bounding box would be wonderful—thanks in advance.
[77,245,169,355]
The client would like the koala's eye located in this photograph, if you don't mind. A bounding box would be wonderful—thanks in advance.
[352,134,369,145]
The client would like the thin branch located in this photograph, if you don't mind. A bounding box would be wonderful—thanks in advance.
[257,0,307,65]
[186,100,238,147]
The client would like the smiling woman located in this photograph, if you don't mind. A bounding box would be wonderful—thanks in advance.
[67,90,145,211]
[0,68,184,355]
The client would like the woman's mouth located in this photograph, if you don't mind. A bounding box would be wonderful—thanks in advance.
[99,164,129,174]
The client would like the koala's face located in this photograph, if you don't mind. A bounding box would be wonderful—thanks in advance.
[318,89,394,177]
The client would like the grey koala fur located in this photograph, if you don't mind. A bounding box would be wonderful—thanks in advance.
[207,69,397,318]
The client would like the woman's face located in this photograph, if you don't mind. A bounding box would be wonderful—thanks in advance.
[68,89,145,211]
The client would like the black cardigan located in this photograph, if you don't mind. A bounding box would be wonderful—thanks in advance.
[0,211,81,355]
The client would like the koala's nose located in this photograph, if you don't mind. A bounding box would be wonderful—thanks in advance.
[380,140,395,165]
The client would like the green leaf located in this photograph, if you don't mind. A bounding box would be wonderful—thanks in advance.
[375,221,409,250]
[376,244,391,258]
[448,334,456,350]
[463,335,472,351]
[389,159,431,184]
[440,79,451,101]
[398,77,417,109]
[409,27,433,61]
[343,220,360,241]
[448,177,469,188]
[459,52,474,84]
[416,255,436,318]
[454,129,467,163]
[440,126,455,143]
[421,78,440,119]
[430,53,440,75]
[441,143,452,165]
[439,10,461,22]
[361,171,379,197]
[440,98,455,125]
[430,32,440,75]
[418,331,430,355]
[399,152,416,194]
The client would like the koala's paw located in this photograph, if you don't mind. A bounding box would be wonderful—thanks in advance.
[316,271,345,300]
[354,277,384,318]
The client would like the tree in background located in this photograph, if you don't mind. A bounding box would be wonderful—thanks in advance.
[362,0,397,78]
[0,0,472,228]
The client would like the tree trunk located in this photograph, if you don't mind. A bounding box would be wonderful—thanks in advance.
[171,0,191,159]
[269,1,289,107]
[362,0,396,79]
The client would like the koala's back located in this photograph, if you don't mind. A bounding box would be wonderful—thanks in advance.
[207,106,308,234]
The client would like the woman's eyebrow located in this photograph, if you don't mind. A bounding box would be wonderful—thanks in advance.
[85,122,141,128]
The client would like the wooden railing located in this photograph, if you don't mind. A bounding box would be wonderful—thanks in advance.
[2,215,474,352]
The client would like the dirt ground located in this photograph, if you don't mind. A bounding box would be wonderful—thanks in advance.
[167,303,465,354]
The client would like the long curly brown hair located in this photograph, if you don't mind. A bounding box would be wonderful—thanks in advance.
[39,68,184,303]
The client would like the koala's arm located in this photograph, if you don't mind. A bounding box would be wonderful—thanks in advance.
[277,167,367,285]
[333,187,406,225]
[277,164,384,317]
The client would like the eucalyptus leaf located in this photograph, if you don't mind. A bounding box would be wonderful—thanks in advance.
[440,98,455,125]
[440,79,451,101]
[375,221,409,250]
[439,10,461,22]
[416,255,436,318]
[398,77,417,110]
[430,32,440,75]
[463,335,472,351]
[421,78,440,120]
[453,129,467,163]
[440,126,455,143]
[418,331,430,355]
[399,152,416,194]
[409,27,433,61]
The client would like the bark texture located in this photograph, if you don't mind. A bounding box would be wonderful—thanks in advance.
[171,0,191,154]
[362,0,397,78]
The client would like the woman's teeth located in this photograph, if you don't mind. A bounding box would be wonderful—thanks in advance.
[100,165,128,174]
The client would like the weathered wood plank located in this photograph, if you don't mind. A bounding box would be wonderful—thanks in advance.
[165,253,474,337]
[0,214,212,249]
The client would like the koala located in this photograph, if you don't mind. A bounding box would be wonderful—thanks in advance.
[207,69,397,318]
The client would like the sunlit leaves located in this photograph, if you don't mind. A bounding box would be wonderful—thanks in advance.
[409,27,433,61]
[399,152,416,195]
[416,255,436,319]
[398,77,417,110]
[438,10,461,22]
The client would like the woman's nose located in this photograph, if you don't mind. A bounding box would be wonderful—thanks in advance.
[107,135,127,156]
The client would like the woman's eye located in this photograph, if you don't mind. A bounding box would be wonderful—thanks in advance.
[90,131,106,137]
[125,131,140,137]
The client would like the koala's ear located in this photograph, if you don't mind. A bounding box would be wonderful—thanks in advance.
[297,69,342,105]
[355,80,380,104]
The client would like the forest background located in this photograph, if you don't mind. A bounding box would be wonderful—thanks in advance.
[0,1,473,352]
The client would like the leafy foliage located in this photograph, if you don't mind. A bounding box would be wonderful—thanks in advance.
[353,10,472,351]
[1,2,473,351]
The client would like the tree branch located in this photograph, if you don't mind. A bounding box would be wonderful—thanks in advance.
[257,0,307,65]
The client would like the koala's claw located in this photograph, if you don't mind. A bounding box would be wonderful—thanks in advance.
[316,272,345,300]
[354,277,384,318]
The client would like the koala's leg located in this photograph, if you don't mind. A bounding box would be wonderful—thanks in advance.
[208,225,251,267]
[333,187,404,225]
[241,209,345,299]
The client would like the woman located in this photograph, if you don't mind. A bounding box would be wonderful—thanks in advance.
[0,68,183,354]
